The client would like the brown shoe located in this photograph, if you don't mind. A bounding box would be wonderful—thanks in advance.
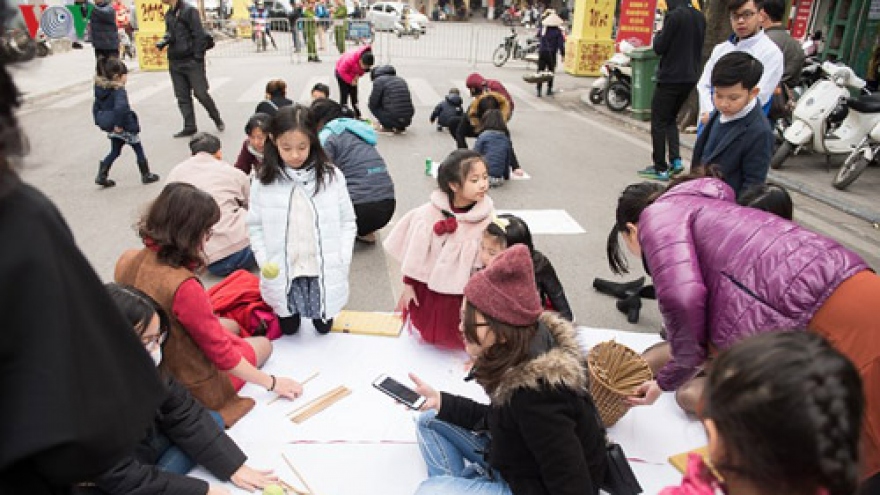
[356,232,378,244]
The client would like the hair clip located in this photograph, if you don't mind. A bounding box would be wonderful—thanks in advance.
[492,216,510,231]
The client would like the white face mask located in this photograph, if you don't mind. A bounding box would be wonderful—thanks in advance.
[149,346,163,366]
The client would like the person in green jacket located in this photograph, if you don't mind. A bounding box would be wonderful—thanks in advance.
[332,0,348,54]
[302,1,319,62]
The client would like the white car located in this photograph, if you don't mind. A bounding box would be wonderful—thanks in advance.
[367,2,428,33]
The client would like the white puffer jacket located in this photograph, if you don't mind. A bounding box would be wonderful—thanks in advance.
[248,165,356,319]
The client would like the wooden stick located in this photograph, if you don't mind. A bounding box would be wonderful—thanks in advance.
[286,386,344,417]
[290,386,351,424]
[282,453,316,495]
[279,478,309,495]
[268,371,321,405]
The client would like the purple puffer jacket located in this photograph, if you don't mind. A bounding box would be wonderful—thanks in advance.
[640,178,869,391]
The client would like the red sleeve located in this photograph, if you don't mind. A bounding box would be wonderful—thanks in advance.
[172,279,244,371]
[233,141,254,175]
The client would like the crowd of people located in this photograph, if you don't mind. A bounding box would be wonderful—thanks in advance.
[6,0,880,494]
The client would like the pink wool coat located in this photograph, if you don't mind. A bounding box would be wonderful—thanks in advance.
[383,190,494,295]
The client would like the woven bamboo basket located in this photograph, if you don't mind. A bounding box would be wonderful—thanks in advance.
[587,340,653,427]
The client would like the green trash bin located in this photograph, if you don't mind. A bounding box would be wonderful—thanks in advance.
[629,47,660,122]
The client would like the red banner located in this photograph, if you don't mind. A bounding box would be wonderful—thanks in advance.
[789,0,814,39]
[19,5,48,38]
[615,0,658,48]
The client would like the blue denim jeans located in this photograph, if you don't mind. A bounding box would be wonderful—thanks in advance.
[414,410,512,495]
[207,246,257,277]
[151,410,224,474]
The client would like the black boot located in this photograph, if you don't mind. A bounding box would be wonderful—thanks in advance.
[592,276,646,299]
[280,314,302,335]
[546,81,554,96]
[536,84,542,97]
[138,161,160,184]
[616,292,642,324]
[95,161,116,188]
[313,318,334,335]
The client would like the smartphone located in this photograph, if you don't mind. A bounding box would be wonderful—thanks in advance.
[372,374,426,410]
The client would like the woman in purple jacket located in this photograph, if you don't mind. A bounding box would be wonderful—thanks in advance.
[606,176,880,485]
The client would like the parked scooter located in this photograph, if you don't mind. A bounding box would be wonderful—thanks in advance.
[772,56,823,142]
[492,27,539,67]
[394,16,421,39]
[771,61,879,173]
[832,98,880,190]
[589,40,633,112]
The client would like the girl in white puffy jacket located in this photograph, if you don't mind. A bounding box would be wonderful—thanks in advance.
[248,104,357,335]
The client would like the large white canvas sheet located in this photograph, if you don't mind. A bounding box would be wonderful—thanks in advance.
[190,324,706,494]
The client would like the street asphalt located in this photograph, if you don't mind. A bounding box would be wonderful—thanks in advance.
[15,25,880,334]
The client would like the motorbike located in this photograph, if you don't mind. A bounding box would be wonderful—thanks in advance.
[492,27,539,67]
[499,8,521,26]
[771,56,823,142]
[394,17,421,39]
[771,62,880,181]
[589,40,633,112]
[832,97,880,190]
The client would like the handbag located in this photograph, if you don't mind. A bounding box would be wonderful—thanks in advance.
[601,441,643,495]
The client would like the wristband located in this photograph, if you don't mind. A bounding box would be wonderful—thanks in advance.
[268,374,277,392]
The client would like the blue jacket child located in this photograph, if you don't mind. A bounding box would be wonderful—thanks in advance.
[429,89,464,130]
[91,59,158,188]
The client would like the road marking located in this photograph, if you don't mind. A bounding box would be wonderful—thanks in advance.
[496,209,585,234]
[236,77,274,103]
[128,80,173,105]
[407,78,442,107]
[504,83,556,111]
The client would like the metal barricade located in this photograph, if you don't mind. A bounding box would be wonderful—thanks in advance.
[371,22,516,66]
[205,17,295,61]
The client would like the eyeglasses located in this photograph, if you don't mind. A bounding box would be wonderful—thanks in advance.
[141,331,168,348]
[729,10,756,22]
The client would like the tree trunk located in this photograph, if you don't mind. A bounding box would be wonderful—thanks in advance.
[678,0,732,131]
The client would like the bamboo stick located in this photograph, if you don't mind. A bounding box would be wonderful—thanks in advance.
[282,453,316,495]
[268,371,321,405]
[279,478,309,495]
[287,385,351,423]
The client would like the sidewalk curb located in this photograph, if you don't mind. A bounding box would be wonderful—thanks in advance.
[578,92,880,226]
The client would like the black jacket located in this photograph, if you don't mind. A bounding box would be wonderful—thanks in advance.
[437,314,607,495]
[164,1,209,61]
[93,77,140,133]
[0,179,163,495]
[430,93,463,127]
[534,250,573,322]
[368,66,415,127]
[255,96,294,116]
[653,0,706,84]
[693,102,774,197]
[90,1,119,51]
[86,377,246,495]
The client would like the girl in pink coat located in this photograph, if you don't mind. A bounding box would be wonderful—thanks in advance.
[384,150,494,349]
[334,45,374,118]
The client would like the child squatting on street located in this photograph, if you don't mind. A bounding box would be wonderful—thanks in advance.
[92,58,159,188]
[384,149,495,349]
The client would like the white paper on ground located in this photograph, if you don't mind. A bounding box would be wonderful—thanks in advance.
[496,209,586,235]
[190,326,703,494]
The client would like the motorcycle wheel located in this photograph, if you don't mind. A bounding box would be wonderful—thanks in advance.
[832,148,872,190]
[770,141,794,170]
[588,87,604,105]
[605,81,630,112]
[492,46,510,67]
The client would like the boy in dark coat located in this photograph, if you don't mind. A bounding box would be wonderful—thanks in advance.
[429,88,463,132]
[368,65,415,133]
[692,52,773,197]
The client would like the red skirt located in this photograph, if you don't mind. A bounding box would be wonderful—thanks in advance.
[405,279,464,350]
[809,270,880,479]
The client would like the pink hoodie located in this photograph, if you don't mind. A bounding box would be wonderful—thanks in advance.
[660,454,724,495]
[335,45,372,85]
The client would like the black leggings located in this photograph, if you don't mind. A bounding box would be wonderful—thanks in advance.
[336,71,360,118]
[354,199,396,236]
[101,137,147,169]
[537,51,557,91]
